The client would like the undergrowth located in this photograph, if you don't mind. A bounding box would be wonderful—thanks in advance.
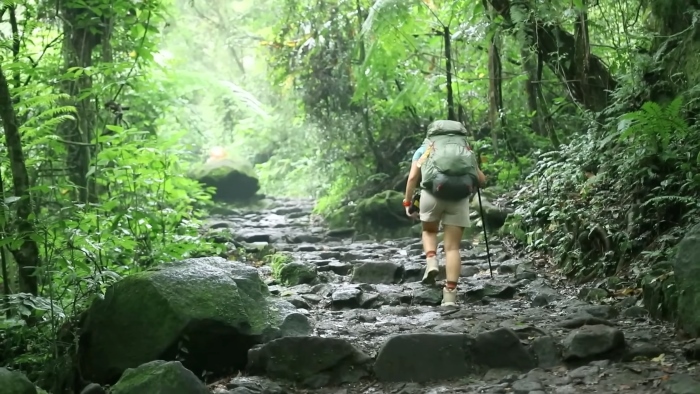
[503,96,700,286]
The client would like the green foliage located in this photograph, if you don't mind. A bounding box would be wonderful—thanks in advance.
[264,252,293,279]
[506,96,700,284]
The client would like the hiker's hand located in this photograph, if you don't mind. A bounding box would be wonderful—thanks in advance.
[405,206,418,219]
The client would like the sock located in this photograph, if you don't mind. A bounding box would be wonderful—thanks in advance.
[445,281,457,290]
[426,251,436,258]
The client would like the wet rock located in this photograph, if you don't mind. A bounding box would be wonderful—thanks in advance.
[577,287,609,302]
[331,286,362,309]
[562,325,625,361]
[289,234,323,243]
[511,378,543,393]
[78,257,311,384]
[460,265,480,277]
[580,305,618,320]
[474,328,536,370]
[674,223,700,336]
[326,228,355,238]
[683,339,700,360]
[558,312,615,329]
[466,283,516,300]
[317,261,353,276]
[79,383,105,394]
[664,373,700,394]
[622,305,649,318]
[496,259,521,274]
[351,261,404,284]
[402,263,424,282]
[110,361,208,394]
[515,263,537,280]
[568,364,600,384]
[374,333,475,382]
[0,367,36,394]
[225,376,285,394]
[278,262,317,286]
[530,336,562,368]
[623,342,663,361]
[247,336,371,388]
[413,288,443,305]
[242,233,272,243]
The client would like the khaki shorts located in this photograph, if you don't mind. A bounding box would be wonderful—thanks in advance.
[419,189,471,228]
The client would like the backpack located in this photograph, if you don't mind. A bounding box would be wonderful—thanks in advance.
[417,120,479,201]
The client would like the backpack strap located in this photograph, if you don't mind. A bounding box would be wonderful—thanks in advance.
[416,142,434,168]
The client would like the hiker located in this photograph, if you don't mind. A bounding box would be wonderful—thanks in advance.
[403,120,486,307]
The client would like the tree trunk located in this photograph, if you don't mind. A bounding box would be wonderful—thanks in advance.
[489,0,616,112]
[521,48,544,135]
[648,0,700,102]
[60,2,111,203]
[0,64,41,296]
[487,30,503,154]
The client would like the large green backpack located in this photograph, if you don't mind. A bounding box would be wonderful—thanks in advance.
[418,120,479,201]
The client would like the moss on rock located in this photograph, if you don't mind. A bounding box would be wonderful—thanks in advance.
[470,191,513,231]
[78,257,310,385]
[0,368,36,394]
[277,262,317,286]
[330,190,412,236]
[191,156,260,203]
[673,223,700,335]
[111,361,208,394]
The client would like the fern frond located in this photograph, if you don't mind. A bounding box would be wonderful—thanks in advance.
[641,195,699,208]
[17,93,70,109]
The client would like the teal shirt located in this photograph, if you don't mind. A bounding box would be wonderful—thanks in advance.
[412,146,426,162]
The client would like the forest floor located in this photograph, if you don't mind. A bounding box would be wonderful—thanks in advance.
[205,197,700,394]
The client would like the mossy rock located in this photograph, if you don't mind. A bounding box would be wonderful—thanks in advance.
[78,257,311,385]
[326,205,355,229]
[277,262,317,286]
[111,360,208,394]
[470,193,513,231]
[353,190,411,230]
[0,368,37,394]
[673,223,700,336]
[191,156,260,203]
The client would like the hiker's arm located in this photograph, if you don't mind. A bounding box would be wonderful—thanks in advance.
[405,161,420,202]
[477,167,486,187]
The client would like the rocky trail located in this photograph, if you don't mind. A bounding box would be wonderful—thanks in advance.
[196,197,700,394]
[10,197,695,394]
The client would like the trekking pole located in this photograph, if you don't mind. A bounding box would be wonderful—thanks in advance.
[476,187,493,278]
[475,151,493,278]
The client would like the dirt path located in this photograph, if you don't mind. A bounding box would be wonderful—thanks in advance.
[207,197,700,394]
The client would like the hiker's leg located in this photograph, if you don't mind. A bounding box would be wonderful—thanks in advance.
[440,198,471,306]
[419,190,443,283]
[442,225,465,284]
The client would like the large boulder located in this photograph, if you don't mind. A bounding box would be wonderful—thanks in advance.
[191,157,259,202]
[470,191,513,231]
[110,361,208,394]
[674,223,700,336]
[325,190,411,233]
[0,368,37,394]
[78,257,311,385]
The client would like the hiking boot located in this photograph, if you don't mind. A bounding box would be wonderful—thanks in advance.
[421,256,439,284]
[442,287,458,307]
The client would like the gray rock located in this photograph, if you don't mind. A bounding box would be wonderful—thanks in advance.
[351,261,404,284]
[562,325,625,361]
[0,368,37,394]
[374,333,475,382]
[247,336,371,388]
[110,361,208,394]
